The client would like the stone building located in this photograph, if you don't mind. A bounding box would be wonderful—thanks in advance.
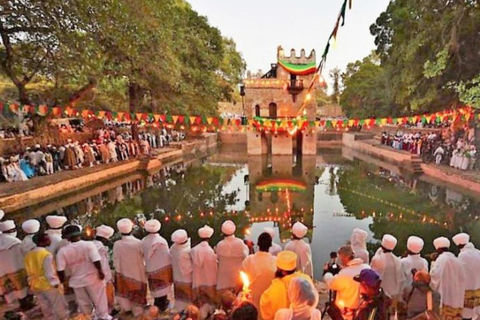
[244,46,318,155]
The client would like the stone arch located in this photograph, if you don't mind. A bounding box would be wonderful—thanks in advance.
[255,104,260,117]
[268,102,277,119]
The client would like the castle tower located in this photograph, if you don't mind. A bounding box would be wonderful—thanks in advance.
[245,46,317,155]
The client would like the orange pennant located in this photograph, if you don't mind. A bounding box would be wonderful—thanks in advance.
[172,115,179,123]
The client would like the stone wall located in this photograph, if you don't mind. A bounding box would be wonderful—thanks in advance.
[219,132,247,145]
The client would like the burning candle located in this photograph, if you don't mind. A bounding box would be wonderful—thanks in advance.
[239,271,251,301]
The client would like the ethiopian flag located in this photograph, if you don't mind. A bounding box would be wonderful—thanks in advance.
[256,179,307,193]
[278,60,316,75]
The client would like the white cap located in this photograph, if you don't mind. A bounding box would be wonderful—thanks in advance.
[21,219,40,234]
[292,222,308,238]
[35,144,40,148]
[221,220,236,236]
[46,216,67,229]
[67,139,72,143]
[453,233,470,246]
[433,237,450,250]
[0,220,16,232]
[407,236,424,254]
[0,209,4,220]
[171,229,188,244]
[144,219,161,233]
[96,225,114,239]
[198,225,214,239]
[381,234,397,251]
[263,227,275,239]
[117,218,133,234]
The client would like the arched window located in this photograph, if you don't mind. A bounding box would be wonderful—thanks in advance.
[255,105,260,117]
[269,103,277,119]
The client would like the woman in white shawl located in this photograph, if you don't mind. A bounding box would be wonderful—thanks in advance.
[350,228,369,264]
[274,277,321,320]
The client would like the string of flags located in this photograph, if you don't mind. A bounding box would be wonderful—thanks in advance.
[0,100,477,132]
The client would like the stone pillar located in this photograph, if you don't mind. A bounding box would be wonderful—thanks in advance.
[302,129,317,155]
[272,132,293,155]
[247,131,267,155]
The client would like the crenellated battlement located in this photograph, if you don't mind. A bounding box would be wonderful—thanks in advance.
[277,46,316,64]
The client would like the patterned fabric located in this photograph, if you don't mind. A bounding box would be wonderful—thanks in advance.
[174,281,193,302]
[441,304,463,320]
[193,285,216,302]
[147,265,172,292]
[0,269,28,295]
[115,272,147,306]
[106,281,115,308]
[464,288,480,309]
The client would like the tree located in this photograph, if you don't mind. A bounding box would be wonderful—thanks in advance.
[329,67,341,104]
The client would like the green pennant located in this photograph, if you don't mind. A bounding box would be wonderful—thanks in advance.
[310,121,315,127]
[359,119,365,125]
[166,114,173,123]
[375,118,381,125]
[201,115,208,124]
[326,120,332,128]
[421,116,427,124]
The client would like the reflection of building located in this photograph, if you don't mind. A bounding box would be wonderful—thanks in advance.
[245,46,317,155]
[247,155,316,241]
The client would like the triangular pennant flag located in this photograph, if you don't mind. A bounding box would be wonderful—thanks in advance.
[190,116,196,125]
[207,117,213,125]
[196,116,202,125]
[117,112,124,121]
[171,115,178,123]
[37,105,48,116]
[381,118,388,125]
[465,113,471,121]
[9,103,19,113]
[166,114,173,123]
[81,110,90,118]
[136,113,144,121]
[359,119,365,125]
[178,115,185,124]
[98,111,106,119]
[331,120,338,128]
[348,119,355,127]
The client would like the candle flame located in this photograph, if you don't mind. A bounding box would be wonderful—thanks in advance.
[240,271,250,290]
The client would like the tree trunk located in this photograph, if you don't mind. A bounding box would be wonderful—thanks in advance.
[16,82,31,105]
[67,78,97,107]
[129,82,143,141]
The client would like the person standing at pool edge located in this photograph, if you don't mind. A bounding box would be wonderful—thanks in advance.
[401,236,428,288]
[93,225,116,314]
[216,220,249,294]
[170,229,193,311]
[284,222,313,278]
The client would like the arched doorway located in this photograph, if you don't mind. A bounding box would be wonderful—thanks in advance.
[255,105,260,117]
[268,103,277,119]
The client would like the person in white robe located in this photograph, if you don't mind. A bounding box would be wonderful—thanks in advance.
[45,215,68,254]
[113,218,147,317]
[274,277,321,320]
[430,237,466,320]
[0,220,30,310]
[401,236,428,288]
[170,229,193,311]
[453,233,480,320]
[57,225,111,320]
[191,225,217,305]
[370,234,405,301]
[242,232,277,310]
[142,219,172,312]
[434,145,445,165]
[107,140,118,162]
[264,227,282,256]
[284,222,313,278]
[93,225,115,314]
[350,228,370,264]
[20,219,40,255]
[216,220,249,293]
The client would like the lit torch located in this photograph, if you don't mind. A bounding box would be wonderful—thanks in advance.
[239,271,251,302]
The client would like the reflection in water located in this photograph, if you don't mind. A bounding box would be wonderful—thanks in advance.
[12,148,480,279]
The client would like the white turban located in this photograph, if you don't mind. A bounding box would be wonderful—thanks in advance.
[0,220,16,232]
[292,222,308,238]
[21,219,40,234]
[171,229,188,244]
[407,236,424,254]
[198,225,214,239]
[381,234,397,251]
[46,216,67,229]
[351,228,368,250]
[221,220,236,236]
[452,233,470,246]
[117,218,133,234]
[433,237,450,250]
[96,225,114,239]
[144,219,161,233]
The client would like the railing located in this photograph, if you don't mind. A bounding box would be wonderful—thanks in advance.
[288,79,304,90]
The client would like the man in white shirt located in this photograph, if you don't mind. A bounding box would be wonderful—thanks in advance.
[216,220,249,293]
[142,219,172,312]
[401,236,428,288]
[191,225,217,311]
[324,245,370,319]
[284,222,313,278]
[171,229,193,311]
[370,234,405,300]
[113,218,147,317]
[242,232,277,309]
[56,225,111,320]
[93,225,115,314]
[263,227,282,256]
[452,233,480,320]
[430,237,466,320]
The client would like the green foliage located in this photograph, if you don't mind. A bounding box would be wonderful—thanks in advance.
[451,75,480,109]
[329,67,341,104]
[0,0,245,116]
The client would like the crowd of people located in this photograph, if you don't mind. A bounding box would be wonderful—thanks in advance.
[0,210,479,320]
[0,125,186,183]
[381,127,477,170]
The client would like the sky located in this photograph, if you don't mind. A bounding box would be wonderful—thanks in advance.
[188,0,389,86]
